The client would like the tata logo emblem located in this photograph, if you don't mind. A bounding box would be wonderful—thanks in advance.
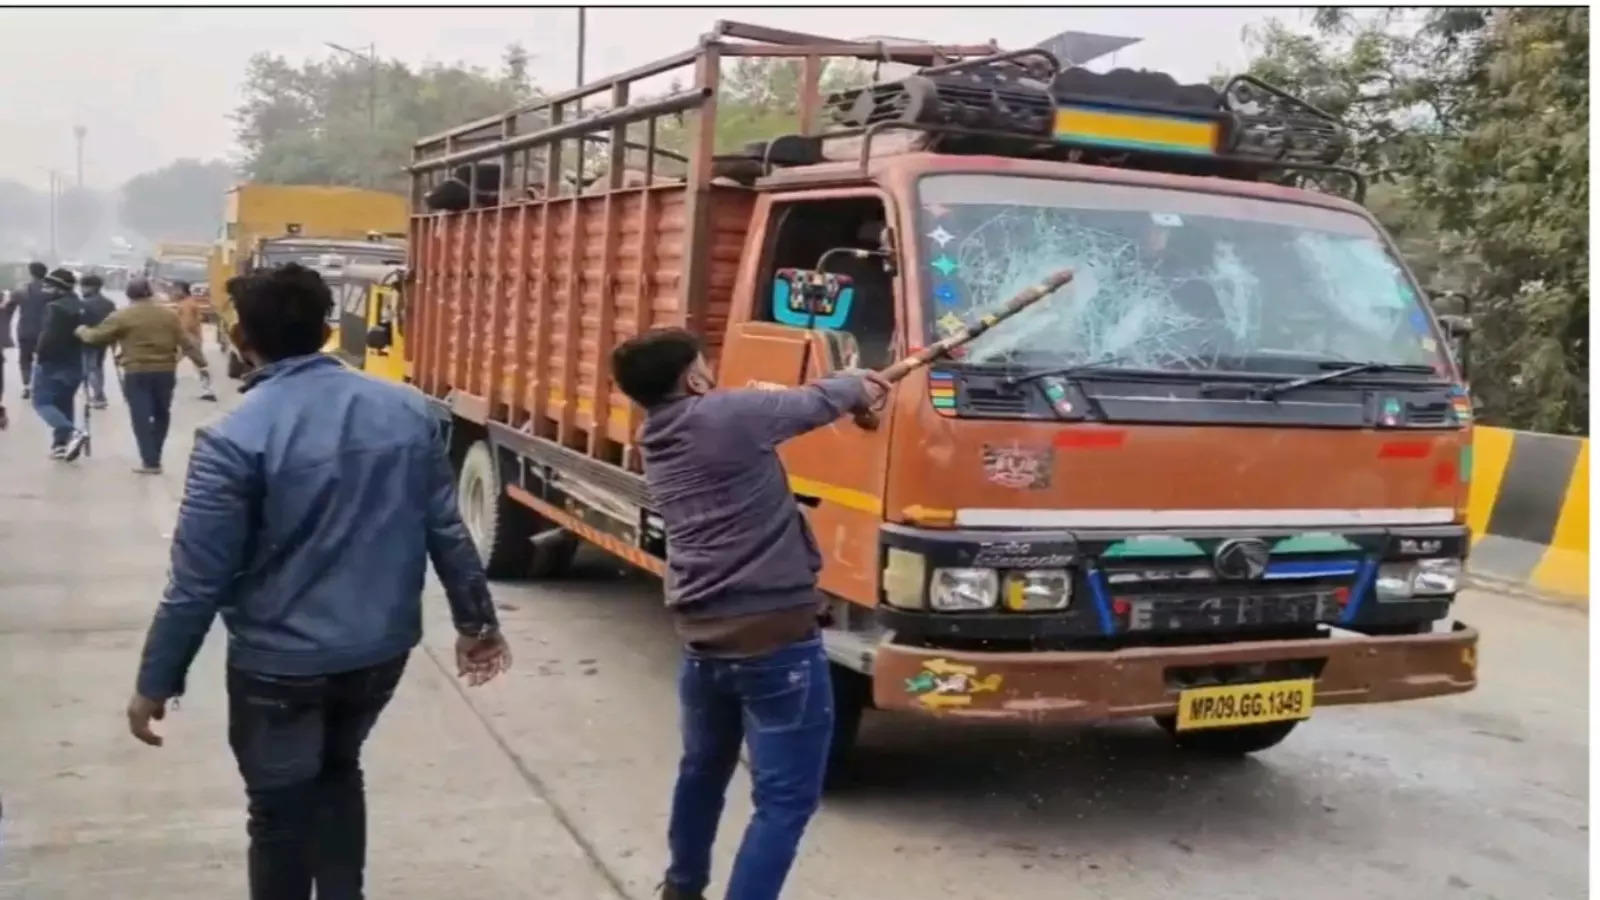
[1213,538,1270,581]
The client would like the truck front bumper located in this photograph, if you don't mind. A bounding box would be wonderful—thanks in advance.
[871,622,1477,721]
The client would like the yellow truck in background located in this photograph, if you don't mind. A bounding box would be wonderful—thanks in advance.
[147,241,213,301]
[208,183,406,374]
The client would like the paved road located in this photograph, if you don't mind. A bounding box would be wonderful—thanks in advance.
[0,356,1587,899]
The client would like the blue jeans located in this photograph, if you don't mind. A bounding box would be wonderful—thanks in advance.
[82,347,106,403]
[666,636,833,900]
[228,654,408,900]
[122,371,176,468]
[30,362,80,447]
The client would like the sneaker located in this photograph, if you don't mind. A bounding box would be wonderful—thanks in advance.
[199,389,218,402]
[132,465,163,475]
[50,445,67,460]
[21,387,30,401]
[62,431,89,462]
[91,400,108,410]
[0,405,7,430]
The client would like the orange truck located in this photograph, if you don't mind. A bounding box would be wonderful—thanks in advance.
[402,22,1477,762]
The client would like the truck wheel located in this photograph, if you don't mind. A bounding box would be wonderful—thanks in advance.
[823,664,871,788]
[457,441,533,578]
[1155,717,1299,755]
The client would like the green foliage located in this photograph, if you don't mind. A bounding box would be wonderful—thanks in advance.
[119,159,237,243]
[233,45,535,193]
[649,57,876,161]
[1242,8,1589,434]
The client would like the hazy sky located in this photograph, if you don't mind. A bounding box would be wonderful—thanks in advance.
[0,6,1308,191]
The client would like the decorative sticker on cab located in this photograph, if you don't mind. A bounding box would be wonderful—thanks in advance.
[981,442,1054,490]
[904,658,1003,709]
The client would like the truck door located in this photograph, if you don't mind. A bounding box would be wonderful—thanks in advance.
[720,190,904,606]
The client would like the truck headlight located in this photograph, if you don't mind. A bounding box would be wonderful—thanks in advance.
[930,568,998,611]
[1002,569,1072,611]
[1376,558,1463,601]
[1411,558,1462,596]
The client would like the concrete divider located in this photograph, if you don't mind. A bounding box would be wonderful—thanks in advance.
[1468,425,1589,602]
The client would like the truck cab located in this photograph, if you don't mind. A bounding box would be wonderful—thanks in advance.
[405,23,1476,763]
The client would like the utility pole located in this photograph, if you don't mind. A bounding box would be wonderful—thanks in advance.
[47,170,58,260]
[73,125,86,188]
[576,7,586,87]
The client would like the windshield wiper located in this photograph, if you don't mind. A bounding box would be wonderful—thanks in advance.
[1256,360,1438,400]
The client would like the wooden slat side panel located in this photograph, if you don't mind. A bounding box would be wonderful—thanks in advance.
[408,185,756,464]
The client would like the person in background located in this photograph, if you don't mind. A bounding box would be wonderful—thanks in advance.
[5,261,51,402]
[611,327,886,900]
[0,280,13,430]
[76,278,208,474]
[79,274,117,409]
[31,268,88,460]
[123,263,511,900]
[173,280,217,401]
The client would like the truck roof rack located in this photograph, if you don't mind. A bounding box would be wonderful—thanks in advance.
[762,51,1364,200]
[410,22,1365,210]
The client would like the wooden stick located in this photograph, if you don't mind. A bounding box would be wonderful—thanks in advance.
[849,267,1074,430]
[879,267,1074,384]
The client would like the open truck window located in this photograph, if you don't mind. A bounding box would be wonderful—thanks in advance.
[760,196,899,368]
[918,174,1449,377]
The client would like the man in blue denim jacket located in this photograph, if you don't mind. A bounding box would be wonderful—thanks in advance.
[612,327,885,900]
[125,263,511,900]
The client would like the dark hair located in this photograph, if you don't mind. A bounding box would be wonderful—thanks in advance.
[611,327,702,408]
[172,280,190,295]
[226,262,332,361]
[126,277,152,300]
[81,274,103,290]
[28,261,46,278]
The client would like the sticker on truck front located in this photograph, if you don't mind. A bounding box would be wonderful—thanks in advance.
[904,658,1003,710]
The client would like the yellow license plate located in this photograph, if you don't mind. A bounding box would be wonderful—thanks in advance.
[1175,678,1314,731]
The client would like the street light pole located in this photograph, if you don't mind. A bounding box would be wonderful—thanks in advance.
[73,125,86,188]
[326,41,379,186]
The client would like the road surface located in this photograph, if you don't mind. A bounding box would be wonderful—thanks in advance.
[0,350,1586,899]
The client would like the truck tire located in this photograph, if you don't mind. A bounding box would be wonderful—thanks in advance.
[823,664,871,788]
[1154,717,1299,755]
[457,440,534,578]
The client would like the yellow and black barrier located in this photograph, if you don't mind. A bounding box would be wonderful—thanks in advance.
[1468,426,1589,602]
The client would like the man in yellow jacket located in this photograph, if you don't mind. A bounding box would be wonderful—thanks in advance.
[76,278,211,474]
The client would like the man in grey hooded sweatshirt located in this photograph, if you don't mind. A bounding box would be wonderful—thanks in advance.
[611,327,885,900]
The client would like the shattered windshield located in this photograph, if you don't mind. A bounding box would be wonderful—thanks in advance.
[917,174,1449,375]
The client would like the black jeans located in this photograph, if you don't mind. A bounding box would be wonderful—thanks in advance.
[16,334,36,388]
[122,371,176,468]
[228,654,408,900]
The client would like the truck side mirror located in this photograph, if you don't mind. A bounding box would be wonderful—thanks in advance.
[1437,314,1474,337]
